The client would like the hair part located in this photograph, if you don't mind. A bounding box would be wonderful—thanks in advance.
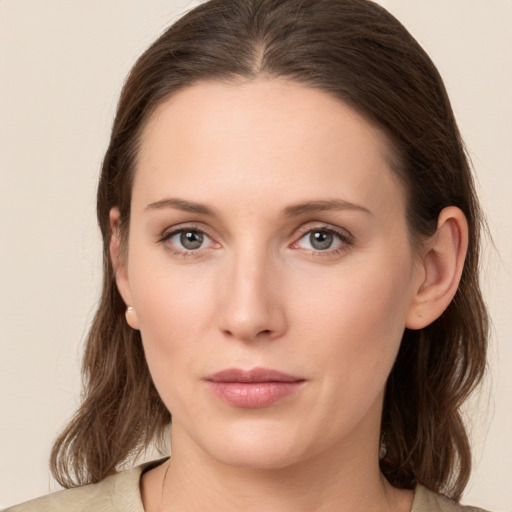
[51,0,488,500]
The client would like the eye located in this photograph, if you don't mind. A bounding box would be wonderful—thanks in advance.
[163,228,214,252]
[295,228,346,252]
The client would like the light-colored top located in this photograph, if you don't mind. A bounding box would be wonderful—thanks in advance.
[3,461,490,512]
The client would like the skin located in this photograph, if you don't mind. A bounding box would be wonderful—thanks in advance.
[111,79,468,512]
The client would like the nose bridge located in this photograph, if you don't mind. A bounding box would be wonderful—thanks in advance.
[218,238,285,341]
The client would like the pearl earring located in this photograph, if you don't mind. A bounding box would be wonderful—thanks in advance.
[126,306,134,313]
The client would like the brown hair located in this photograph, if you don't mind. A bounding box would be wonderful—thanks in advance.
[50,0,488,500]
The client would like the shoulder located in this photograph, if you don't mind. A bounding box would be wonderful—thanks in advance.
[412,485,491,512]
[2,465,145,512]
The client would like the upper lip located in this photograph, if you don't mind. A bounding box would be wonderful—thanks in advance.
[206,367,304,383]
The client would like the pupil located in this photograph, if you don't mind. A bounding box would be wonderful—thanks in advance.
[181,230,203,250]
[310,231,333,250]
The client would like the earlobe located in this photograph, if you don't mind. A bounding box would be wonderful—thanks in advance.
[125,305,139,330]
[109,208,140,330]
[405,207,468,330]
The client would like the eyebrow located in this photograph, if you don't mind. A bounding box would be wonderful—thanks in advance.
[144,197,218,216]
[144,197,372,217]
[283,199,372,217]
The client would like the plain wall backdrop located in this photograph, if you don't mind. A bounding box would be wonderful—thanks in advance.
[0,1,510,510]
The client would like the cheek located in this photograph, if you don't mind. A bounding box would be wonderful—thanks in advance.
[125,242,219,393]
[294,252,413,334]
[132,275,216,416]
[133,274,215,355]
[285,258,414,442]
[290,251,415,386]
[128,234,215,329]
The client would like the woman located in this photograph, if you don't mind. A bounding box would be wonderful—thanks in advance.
[5,0,491,510]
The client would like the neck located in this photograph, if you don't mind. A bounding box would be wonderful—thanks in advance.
[149,426,412,512]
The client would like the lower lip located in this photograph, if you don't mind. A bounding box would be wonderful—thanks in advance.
[206,381,304,408]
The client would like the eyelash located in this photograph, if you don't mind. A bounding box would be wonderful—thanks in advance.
[158,223,354,258]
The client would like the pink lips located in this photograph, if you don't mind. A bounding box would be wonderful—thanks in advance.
[205,368,305,408]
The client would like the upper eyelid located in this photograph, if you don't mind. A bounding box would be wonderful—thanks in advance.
[293,222,353,240]
[160,222,210,238]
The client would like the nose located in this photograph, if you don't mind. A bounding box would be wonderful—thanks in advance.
[217,247,287,343]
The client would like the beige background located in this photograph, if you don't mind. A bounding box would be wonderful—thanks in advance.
[0,1,510,510]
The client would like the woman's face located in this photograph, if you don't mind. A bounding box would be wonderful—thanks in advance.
[116,79,425,470]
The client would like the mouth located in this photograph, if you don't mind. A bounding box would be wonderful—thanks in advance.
[205,367,306,408]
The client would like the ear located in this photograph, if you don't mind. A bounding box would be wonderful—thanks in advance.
[109,208,140,330]
[405,207,468,330]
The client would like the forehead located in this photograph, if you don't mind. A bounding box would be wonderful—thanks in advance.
[133,79,404,217]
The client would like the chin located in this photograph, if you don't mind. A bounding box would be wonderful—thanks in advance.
[194,419,314,470]
[212,443,303,470]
